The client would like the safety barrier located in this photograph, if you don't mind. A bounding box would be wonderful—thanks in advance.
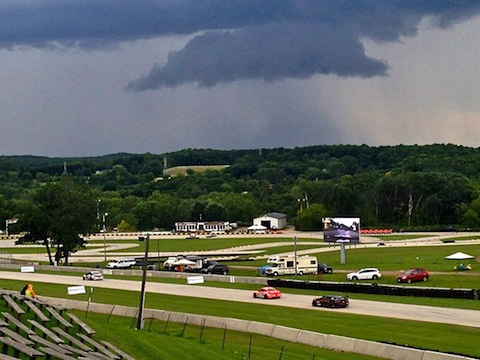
[267,279,480,300]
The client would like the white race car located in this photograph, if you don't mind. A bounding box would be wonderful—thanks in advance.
[82,270,104,281]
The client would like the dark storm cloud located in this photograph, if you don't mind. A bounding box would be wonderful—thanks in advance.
[125,23,389,90]
[0,0,290,48]
[2,1,480,88]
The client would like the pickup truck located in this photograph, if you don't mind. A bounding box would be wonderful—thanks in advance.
[106,258,136,269]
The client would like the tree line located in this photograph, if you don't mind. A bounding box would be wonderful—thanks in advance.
[2,143,480,263]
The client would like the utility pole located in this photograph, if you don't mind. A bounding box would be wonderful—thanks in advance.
[294,236,298,277]
[137,233,150,330]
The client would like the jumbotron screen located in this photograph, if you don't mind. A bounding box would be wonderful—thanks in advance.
[322,217,360,243]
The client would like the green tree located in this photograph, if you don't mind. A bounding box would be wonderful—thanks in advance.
[21,176,97,265]
[117,219,136,232]
[203,201,227,221]
[295,203,329,231]
[134,192,189,230]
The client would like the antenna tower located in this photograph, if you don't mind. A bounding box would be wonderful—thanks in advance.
[163,157,168,177]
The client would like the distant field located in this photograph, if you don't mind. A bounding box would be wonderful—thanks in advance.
[165,165,229,176]
[375,234,435,240]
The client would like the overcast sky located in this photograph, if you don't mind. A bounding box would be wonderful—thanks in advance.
[1,1,480,157]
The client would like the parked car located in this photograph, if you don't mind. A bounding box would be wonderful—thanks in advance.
[186,259,219,273]
[201,264,229,275]
[106,258,136,269]
[253,286,282,299]
[346,268,381,281]
[312,295,349,308]
[318,263,334,274]
[82,270,104,281]
[396,268,429,283]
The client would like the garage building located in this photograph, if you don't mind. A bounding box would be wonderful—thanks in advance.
[252,212,287,230]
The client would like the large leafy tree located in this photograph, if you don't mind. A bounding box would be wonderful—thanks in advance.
[21,176,97,265]
[295,203,329,231]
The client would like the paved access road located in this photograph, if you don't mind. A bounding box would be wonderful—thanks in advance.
[1,271,479,329]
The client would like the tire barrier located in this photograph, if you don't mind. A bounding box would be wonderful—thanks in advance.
[267,279,480,300]
[360,229,393,234]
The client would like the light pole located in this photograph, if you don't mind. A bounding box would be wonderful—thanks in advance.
[97,199,101,232]
[102,213,108,262]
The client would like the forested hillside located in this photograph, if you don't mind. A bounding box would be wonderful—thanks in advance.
[1,144,480,232]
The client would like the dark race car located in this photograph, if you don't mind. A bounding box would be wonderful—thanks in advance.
[312,295,349,308]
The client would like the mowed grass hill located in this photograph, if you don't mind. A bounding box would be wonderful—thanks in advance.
[164,165,229,176]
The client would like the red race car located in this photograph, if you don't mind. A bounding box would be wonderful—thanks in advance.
[312,295,349,308]
[253,286,282,299]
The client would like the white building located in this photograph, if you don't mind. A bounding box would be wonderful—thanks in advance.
[175,221,233,233]
[252,212,287,230]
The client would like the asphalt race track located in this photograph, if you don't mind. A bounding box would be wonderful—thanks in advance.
[1,271,479,329]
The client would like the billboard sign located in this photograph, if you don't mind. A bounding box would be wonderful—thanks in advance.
[322,217,360,243]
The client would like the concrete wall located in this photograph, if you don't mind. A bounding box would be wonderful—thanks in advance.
[40,296,475,360]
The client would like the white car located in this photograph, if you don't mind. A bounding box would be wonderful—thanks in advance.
[83,270,104,281]
[346,268,381,281]
[106,258,136,269]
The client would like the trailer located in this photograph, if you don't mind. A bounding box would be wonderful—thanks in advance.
[265,255,318,276]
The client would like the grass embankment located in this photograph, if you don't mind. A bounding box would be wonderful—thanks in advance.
[0,295,377,360]
[0,281,377,360]
[85,312,380,360]
[0,278,479,359]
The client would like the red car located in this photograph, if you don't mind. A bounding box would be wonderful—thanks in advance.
[396,268,429,283]
[253,287,282,299]
[312,295,349,308]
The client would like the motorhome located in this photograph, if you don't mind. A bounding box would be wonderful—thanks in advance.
[265,255,318,276]
[267,255,291,263]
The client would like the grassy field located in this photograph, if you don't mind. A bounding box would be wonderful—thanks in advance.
[307,244,480,272]
[3,236,479,288]
[1,234,479,358]
[86,236,323,252]
[375,234,436,240]
[165,165,230,176]
[0,277,479,359]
